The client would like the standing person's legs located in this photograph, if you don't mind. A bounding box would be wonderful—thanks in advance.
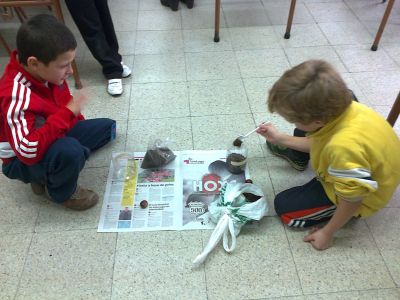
[160,0,179,11]
[94,0,132,80]
[65,0,123,79]
[94,0,121,61]
[274,178,336,228]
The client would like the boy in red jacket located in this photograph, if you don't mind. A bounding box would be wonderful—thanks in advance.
[0,14,116,210]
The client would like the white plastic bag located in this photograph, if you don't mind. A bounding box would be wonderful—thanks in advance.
[193,181,268,266]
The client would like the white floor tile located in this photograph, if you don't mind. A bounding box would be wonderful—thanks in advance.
[112,231,207,299]
[137,9,181,30]
[287,220,396,294]
[16,230,116,300]
[0,233,32,300]
[186,51,241,80]
[133,53,187,83]
[335,44,399,72]
[188,79,249,116]
[135,30,183,55]
[130,82,190,118]
[236,48,290,77]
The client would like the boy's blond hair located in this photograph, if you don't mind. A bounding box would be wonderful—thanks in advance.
[268,60,352,124]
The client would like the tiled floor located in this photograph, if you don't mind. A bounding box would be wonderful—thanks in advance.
[0,0,400,299]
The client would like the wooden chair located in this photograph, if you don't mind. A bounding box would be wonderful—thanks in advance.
[371,0,395,51]
[0,0,82,88]
[214,0,221,42]
[284,0,395,51]
[387,91,400,127]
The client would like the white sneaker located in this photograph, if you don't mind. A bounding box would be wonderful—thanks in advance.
[107,79,123,96]
[121,62,132,78]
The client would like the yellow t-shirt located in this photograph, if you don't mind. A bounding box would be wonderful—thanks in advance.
[308,101,400,217]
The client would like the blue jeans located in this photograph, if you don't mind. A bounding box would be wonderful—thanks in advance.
[2,118,116,203]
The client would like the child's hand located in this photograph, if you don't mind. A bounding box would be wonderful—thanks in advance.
[303,227,333,250]
[66,89,89,116]
[256,122,284,144]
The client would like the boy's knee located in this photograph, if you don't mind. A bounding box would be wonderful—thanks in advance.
[274,191,288,217]
[99,118,116,140]
[274,191,296,226]
[109,119,116,140]
[100,118,116,129]
[53,137,89,164]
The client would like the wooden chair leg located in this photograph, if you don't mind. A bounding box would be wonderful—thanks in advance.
[51,0,64,22]
[371,0,395,51]
[50,0,82,89]
[0,33,11,55]
[71,60,82,89]
[214,0,221,42]
[13,7,26,22]
[284,0,297,39]
[387,92,400,127]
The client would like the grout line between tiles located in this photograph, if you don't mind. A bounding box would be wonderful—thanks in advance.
[364,214,398,288]
[13,231,35,300]
[109,232,119,300]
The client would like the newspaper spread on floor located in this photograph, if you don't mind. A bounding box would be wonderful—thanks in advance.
[98,150,248,232]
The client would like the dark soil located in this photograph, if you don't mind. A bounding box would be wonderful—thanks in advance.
[243,193,262,202]
[233,138,243,147]
[141,147,176,169]
[226,153,246,174]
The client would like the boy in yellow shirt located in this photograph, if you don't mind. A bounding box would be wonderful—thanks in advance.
[257,60,400,250]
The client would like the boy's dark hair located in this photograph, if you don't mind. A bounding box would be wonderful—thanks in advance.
[16,14,77,66]
[268,60,352,124]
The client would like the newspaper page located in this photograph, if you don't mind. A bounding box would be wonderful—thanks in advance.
[180,150,246,230]
[97,150,247,232]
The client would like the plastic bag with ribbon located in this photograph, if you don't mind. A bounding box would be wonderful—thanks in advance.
[193,180,268,266]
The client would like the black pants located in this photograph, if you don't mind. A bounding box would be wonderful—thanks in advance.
[65,0,123,79]
[2,119,116,203]
[275,178,336,228]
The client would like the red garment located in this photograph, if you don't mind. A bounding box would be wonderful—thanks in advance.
[0,51,83,165]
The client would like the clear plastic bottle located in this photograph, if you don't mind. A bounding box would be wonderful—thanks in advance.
[226,143,248,174]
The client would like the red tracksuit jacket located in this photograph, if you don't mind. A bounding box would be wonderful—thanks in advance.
[0,51,83,165]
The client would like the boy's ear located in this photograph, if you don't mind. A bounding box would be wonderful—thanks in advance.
[26,56,41,69]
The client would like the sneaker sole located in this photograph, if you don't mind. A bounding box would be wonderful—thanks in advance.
[107,88,123,97]
[63,194,99,211]
[270,151,308,171]
[108,92,123,97]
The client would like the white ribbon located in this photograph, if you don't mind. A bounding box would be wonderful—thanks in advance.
[192,214,236,267]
